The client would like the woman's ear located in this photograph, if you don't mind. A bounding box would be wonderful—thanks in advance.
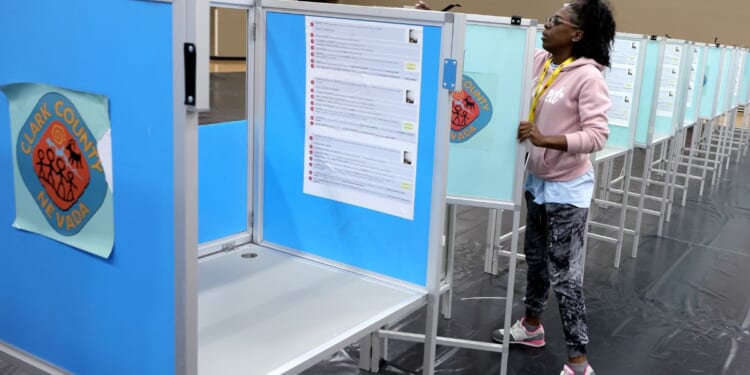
[572,30,584,43]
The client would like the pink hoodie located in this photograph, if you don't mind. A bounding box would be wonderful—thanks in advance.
[527,50,610,181]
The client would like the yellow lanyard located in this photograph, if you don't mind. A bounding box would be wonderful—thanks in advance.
[529,57,574,122]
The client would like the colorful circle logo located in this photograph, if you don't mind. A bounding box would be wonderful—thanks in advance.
[17,92,108,236]
[451,74,493,143]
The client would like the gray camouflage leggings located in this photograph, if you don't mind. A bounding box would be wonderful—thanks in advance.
[523,191,589,358]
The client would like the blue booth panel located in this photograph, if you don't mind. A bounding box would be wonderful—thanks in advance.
[261,12,444,286]
[0,1,177,374]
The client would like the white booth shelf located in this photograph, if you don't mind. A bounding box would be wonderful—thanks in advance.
[595,144,630,163]
[652,130,673,144]
[198,245,425,375]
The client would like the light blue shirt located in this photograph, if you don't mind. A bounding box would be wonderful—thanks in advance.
[524,168,595,208]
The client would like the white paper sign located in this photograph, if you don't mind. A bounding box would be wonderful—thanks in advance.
[303,17,424,220]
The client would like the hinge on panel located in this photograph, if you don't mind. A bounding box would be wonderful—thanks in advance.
[249,211,254,243]
[442,59,458,90]
[249,22,256,42]
[511,16,522,26]
[221,241,237,252]
[184,43,197,106]
[220,237,253,253]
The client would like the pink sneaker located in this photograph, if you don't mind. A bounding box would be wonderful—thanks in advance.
[560,363,595,375]
[491,318,546,347]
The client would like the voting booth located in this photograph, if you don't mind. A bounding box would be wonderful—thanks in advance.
[621,37,690,257]
[709,47,738,175]
[444,14,536,278]
[691,45,730,191]
[641,39,692,225]
[720,48,746,164]
[200,1,466,374]
[437,13,536,375]
[676,43,724,197]
[671,43,708,207]
[588,33,648,267]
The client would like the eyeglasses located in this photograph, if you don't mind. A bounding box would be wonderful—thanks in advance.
[546,15,579,28]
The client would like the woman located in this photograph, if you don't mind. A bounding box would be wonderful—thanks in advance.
[493,1,615,375]
[413,1,614,373]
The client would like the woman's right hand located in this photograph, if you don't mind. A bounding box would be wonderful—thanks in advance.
[414,1,431,10]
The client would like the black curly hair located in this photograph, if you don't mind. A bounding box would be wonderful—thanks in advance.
[567,0,616,67]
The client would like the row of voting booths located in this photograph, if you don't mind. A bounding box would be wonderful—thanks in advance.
[488,29,750,272]
[585,33,750,268]
[489,29,750,270]
[1,1,750,375]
